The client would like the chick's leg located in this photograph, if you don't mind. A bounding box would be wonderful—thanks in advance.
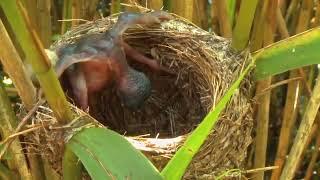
[122,42,173,74]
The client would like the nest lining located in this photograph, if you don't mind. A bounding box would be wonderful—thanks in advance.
[42,14,254,178]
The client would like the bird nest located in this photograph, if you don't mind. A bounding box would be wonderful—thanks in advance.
[33,13,254,178]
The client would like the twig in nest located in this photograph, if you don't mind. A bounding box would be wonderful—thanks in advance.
[58,19,90,22]
[120,2,149,12]
[48,115,83,130]
[215,166,278,179]
[4,125,42,141]
[0,100,45,159]
[244,166,278,174]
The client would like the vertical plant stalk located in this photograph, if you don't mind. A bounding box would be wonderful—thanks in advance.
[294,0,315,174]
[21,0,51,47]
[210,1,219,33]
[21,2,81,179]
[0,0,73,123]
[272,1,315,176]
[0,19,37,110]
[252,1,277,179]
[62,146,82,180]
[278,0,288,14]
[270,71,300,180]
[122,0,142,12]
[304,125,320,180]
[295,0,313,34]
[253,79,271,180]
[27,149,46,180]
[226,0,236,27]
[231,0,259,51]
[141,0,163,10]
[0,162,19,180]
[192,0,201,27]
[300,119,320,164]
[276,8,289,38]
[287,3,300,35]
[61,0,73,34]
[21,0,37,25]
[181,0,193,22]
[280,0,314,178]
[210,0,219,33]
[315,1,320,26]
[285,0,300,23]
[42,158,61,179]
[270,7,300,180]
[0,82,31,179]
[280,72,320,180]
[163,0,171,11]
[172,0,194,22]
[215,0,232,38]
[192,0,208,30]
[111,0,121,14]
[304,9,320,177]
[250,1,269,51]
[36,0,52,47]
[71,0,81,27]
[81,0,100,20]
[1,1,80,178]
[307,66,315,88]
[250,0,268,173]
[0,17,46,180]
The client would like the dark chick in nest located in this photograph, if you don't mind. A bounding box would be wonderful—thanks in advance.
[54,11,173,110]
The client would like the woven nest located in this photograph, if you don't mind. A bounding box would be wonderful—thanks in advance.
[32,13,254,178]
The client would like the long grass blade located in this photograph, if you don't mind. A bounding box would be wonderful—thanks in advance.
[254,28,320,80]
[161,56,254,180]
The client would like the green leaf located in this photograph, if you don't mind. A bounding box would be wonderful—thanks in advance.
[254,28,320,80]
[232,0,259,50]
[111,0,121,14]
[66,127,163,180]
[226,0,236,27]
[0,162,19,180]
[61,0,73,34]
[161,57,255,179]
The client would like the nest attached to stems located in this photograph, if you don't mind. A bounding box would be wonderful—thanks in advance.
[22,13,254,178]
